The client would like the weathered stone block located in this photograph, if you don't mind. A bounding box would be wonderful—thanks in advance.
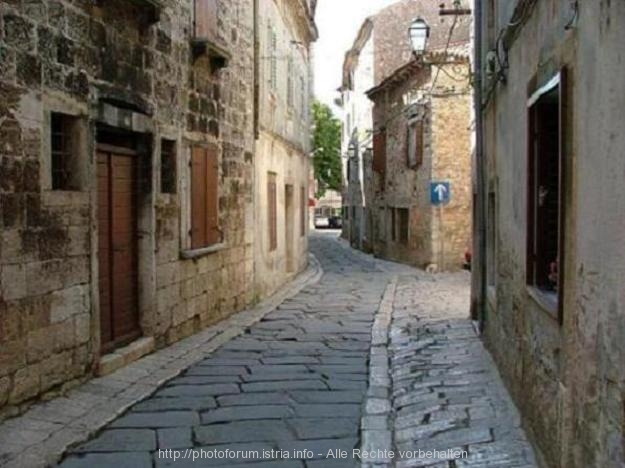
[73,313,91,346]
[10,364,40,404]
[0,377,9,406]
[50,285,88,324]
[3,14,35,52]
[0,263,27,301]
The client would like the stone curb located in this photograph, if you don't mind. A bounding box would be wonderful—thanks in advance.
[0,255,324,468]
[361,276,396,468]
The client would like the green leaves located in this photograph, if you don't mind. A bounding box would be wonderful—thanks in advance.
[312,101,342,198]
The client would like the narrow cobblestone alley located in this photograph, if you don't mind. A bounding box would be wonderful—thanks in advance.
[4,233,538,468]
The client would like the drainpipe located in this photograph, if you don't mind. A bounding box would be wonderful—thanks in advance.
[473,0,487,332]
[253,0,260,139]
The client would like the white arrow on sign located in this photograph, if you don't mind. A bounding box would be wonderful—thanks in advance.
[434,184,448,201]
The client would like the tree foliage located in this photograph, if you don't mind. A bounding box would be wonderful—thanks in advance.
[311,101,342,198]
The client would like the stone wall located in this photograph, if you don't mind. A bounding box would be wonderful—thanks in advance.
[0,0,255,419]
[368,52,472,271]
[480,1,625,466]
[372,0,471,85]
[254,0,314,298]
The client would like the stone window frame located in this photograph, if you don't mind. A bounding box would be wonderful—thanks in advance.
[525,68,568,323]
[41,98,90,194]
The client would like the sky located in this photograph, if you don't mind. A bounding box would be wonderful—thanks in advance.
[313,0,398,108]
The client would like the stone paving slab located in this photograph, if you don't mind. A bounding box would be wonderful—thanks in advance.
[0,254,323,468]
[53,233,396,468]
[0,234,542,468]
[375,274,540,468]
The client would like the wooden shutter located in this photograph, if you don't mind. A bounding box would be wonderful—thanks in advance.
[406,120,424,168]
[195,0,218,40]
[191,146,207,249]
[206,146,219,246]
[372,129,386,174]
[415,120,424,167]
[268,174,277,251]
[191,146,219,249]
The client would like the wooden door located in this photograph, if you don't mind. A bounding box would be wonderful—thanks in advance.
[97,148,140,353]
[285,185,294,272]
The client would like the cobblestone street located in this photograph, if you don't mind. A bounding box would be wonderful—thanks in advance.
[2,233,538,467]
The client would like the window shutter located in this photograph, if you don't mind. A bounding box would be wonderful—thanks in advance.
[195,0,218,40]
[268,175,277,251]
[372,129,386,174]
[191,146,207,249]
[415,120,424,167]
[206,146,219,246]
[407,120,424,168]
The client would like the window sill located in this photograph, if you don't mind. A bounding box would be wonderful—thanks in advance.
[180,243,226,260]
[191,38,231,71]
[526,286,559,320]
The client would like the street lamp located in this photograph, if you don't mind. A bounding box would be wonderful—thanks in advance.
[347,144,356,159]
[409,17,430,55]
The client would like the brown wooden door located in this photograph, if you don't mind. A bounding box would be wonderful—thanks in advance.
[97,149,140,353]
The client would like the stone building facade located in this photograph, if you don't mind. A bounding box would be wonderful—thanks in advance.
[339,18,374,250]
[339,0,471,259]
[0,0,315,420]
[254,0,316,297]
[366,47,472,271]
[474,1,625,466]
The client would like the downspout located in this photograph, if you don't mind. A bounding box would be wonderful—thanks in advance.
[253,0,260,139]
[473,0,487,332]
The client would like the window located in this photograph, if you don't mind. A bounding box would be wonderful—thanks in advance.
[391,208,396,241]
[267,25,277,91]
[268,173,277,251]
[194,0,218,41]
[191,146,220,249]
[397,208,409,245]
[487,192,496,286]
[161,139,176,194]
[287,56,294,108]
[51,112,81,191]
[407,119,424,168]
[372,128,386,175]
[300,186,306,236]
[300,76,306,118]
[526,70,567,317]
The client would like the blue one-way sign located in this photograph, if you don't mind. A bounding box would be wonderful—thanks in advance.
[430,182,451,205]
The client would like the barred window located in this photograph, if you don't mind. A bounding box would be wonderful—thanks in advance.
[51,112,81,191]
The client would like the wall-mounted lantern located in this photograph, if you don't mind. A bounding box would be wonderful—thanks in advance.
[409,17,430,55]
